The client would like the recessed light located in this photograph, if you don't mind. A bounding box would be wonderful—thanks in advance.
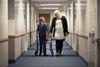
[40,4,62,6]
[38,7,58,9]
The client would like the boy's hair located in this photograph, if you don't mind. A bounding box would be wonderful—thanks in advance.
[39,17,45,22]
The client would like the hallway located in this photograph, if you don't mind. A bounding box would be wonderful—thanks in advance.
[8,41,87,67]
[0,0,100,67]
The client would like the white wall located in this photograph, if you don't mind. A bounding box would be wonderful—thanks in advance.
[15,0,25,35]
[8,0,15,35]
[0,0,8,67]
[0,0,8,38]
[67,0,89,62]
[26,3,30,33]
[8,0,28,61]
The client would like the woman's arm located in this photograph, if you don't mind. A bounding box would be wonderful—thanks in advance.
[49,18,55,33]
[63,16,69,36]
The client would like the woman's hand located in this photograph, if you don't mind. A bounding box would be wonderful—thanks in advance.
[65,33,68,36]
[49,33,52,37]
[64,33,69,40]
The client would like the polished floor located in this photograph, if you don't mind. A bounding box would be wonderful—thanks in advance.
[8,41,88,67]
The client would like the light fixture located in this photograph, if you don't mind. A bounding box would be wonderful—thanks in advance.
[38,7,58,9]
[40,4,62,6]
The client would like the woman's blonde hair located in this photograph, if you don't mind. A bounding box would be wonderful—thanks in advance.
[54,10,60,15]
[53,10,61,18]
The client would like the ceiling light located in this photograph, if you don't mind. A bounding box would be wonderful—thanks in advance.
[38,7,58,9]
[40,4,62,6]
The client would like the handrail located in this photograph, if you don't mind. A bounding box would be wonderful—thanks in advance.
[0,38,8,43]
[8,31,36,38]
[69,32,88,39]
[74,33,88,39]
[96,38,100,42]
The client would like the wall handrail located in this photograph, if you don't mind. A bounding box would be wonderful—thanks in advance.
[0,38,8,43]
[69,32,88,39]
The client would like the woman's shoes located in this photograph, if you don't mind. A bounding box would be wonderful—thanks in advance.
[44,54,48,56]
[39,53,48,56]
[56,53,62,56]
[56,53,59,56]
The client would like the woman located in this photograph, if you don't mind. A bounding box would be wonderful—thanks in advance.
[37,17,49,56]
[49,10,69,56]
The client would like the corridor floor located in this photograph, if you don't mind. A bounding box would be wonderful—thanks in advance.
[8,41,88,67]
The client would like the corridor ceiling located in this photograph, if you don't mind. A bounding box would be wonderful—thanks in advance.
[31,0,71,12]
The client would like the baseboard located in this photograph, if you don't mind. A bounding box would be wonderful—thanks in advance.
[77,53,88,65]
[8,51,25,64]
[8,59,16,64]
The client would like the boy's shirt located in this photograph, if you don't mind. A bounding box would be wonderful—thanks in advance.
[37,22,49,39]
